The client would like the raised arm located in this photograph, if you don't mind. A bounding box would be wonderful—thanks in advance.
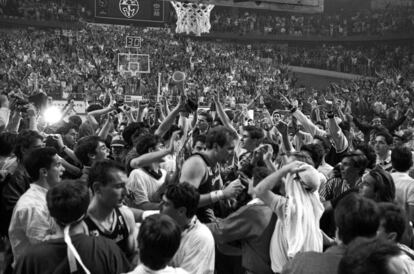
[246,93,260,109]
[323,97,348,153]
[213,91,238,136]
[154,95,185,138]
[387,108,411,133]
[254,161,305,207]
[351,114,373,134]
[130,132,179,169]
[98,115,114,140]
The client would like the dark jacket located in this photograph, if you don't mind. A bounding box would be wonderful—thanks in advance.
[207,200,277,274]
[281,245,346,274]
[0,163,31,236]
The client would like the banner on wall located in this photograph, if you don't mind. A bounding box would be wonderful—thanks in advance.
[53,100,86,114]
[95,0,166,23]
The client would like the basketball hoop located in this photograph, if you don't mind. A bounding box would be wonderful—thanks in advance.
[172,71,186,83]
[171,1,214,36]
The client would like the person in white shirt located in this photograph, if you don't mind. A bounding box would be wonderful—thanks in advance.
[9,147,65,266]
[160,183,215,274]
[374,131,393,172]
[390,146,414,225]
[127,132,179,210]
[127,214,188,274]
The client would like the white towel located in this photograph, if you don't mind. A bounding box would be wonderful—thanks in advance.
[271,164,324,272]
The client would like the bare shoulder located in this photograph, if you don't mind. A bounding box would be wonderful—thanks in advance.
[182,155,206,170]
[180,155,207,186]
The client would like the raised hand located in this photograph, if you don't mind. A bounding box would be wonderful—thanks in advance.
[212,90,220,103]
[223,179,245,199]
[321,95,333,113]
[278,92,292,106]
[177,94,187,111]
[284,160,308,174]
[168,130,181,154]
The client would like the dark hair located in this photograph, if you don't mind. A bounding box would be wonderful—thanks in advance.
[343,152,368,176]
[315,121,326,130]
[300,143,324,168]
[164,183,200,218]
[14,130,44,160]
[225,110,235,122]
[367,167,396,203]
[243,125,264,140]
[0,132,17,157]
[122,122,146,148]
[355,144,377,170]
[375,130,393,146]
[334,193,380,245]
[205,126,238,150]
[56,122,79,136]
[28,92,48,110]
[44,136,60,152]
[135,133,160,156]
[378,203,406,243]
[74,136,103,166]
[339,121,350,133]
[88,160,125,191]
[47,180,90,226]
[24,147,58,181]
[391,146,413,172]
[198,111,213,124]
[138,214,181,270]
[288,151,315,166]
[252,167,271,187]
[313,135,331,154]
[338,237,402,274]
[68,115,82,128]
[192,134,206,148]
[162,124,181,143]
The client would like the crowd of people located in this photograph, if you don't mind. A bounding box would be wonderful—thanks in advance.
[210,6,414,37]
[1,24,413,108]
[2,0,414,38]
[0,0,91,21]
[0,1,414,274]
[1,56,414,273]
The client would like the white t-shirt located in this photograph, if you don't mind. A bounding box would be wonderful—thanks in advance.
[127,264,189,274]
[391,172,414,211]
[127,168,167,207]
[171,217,215,274]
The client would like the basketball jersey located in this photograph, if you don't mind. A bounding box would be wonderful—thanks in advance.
[188,153,221,223]
[84,207,130,255]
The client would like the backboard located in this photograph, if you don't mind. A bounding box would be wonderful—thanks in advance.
[118,53,150,75]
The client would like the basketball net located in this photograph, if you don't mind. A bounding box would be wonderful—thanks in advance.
[171,1,214,36]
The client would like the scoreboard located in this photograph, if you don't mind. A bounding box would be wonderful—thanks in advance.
[95,0,166,23]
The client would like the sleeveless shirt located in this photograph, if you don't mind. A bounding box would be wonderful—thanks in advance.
[188,153,222,223]
[84,207,130,255]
